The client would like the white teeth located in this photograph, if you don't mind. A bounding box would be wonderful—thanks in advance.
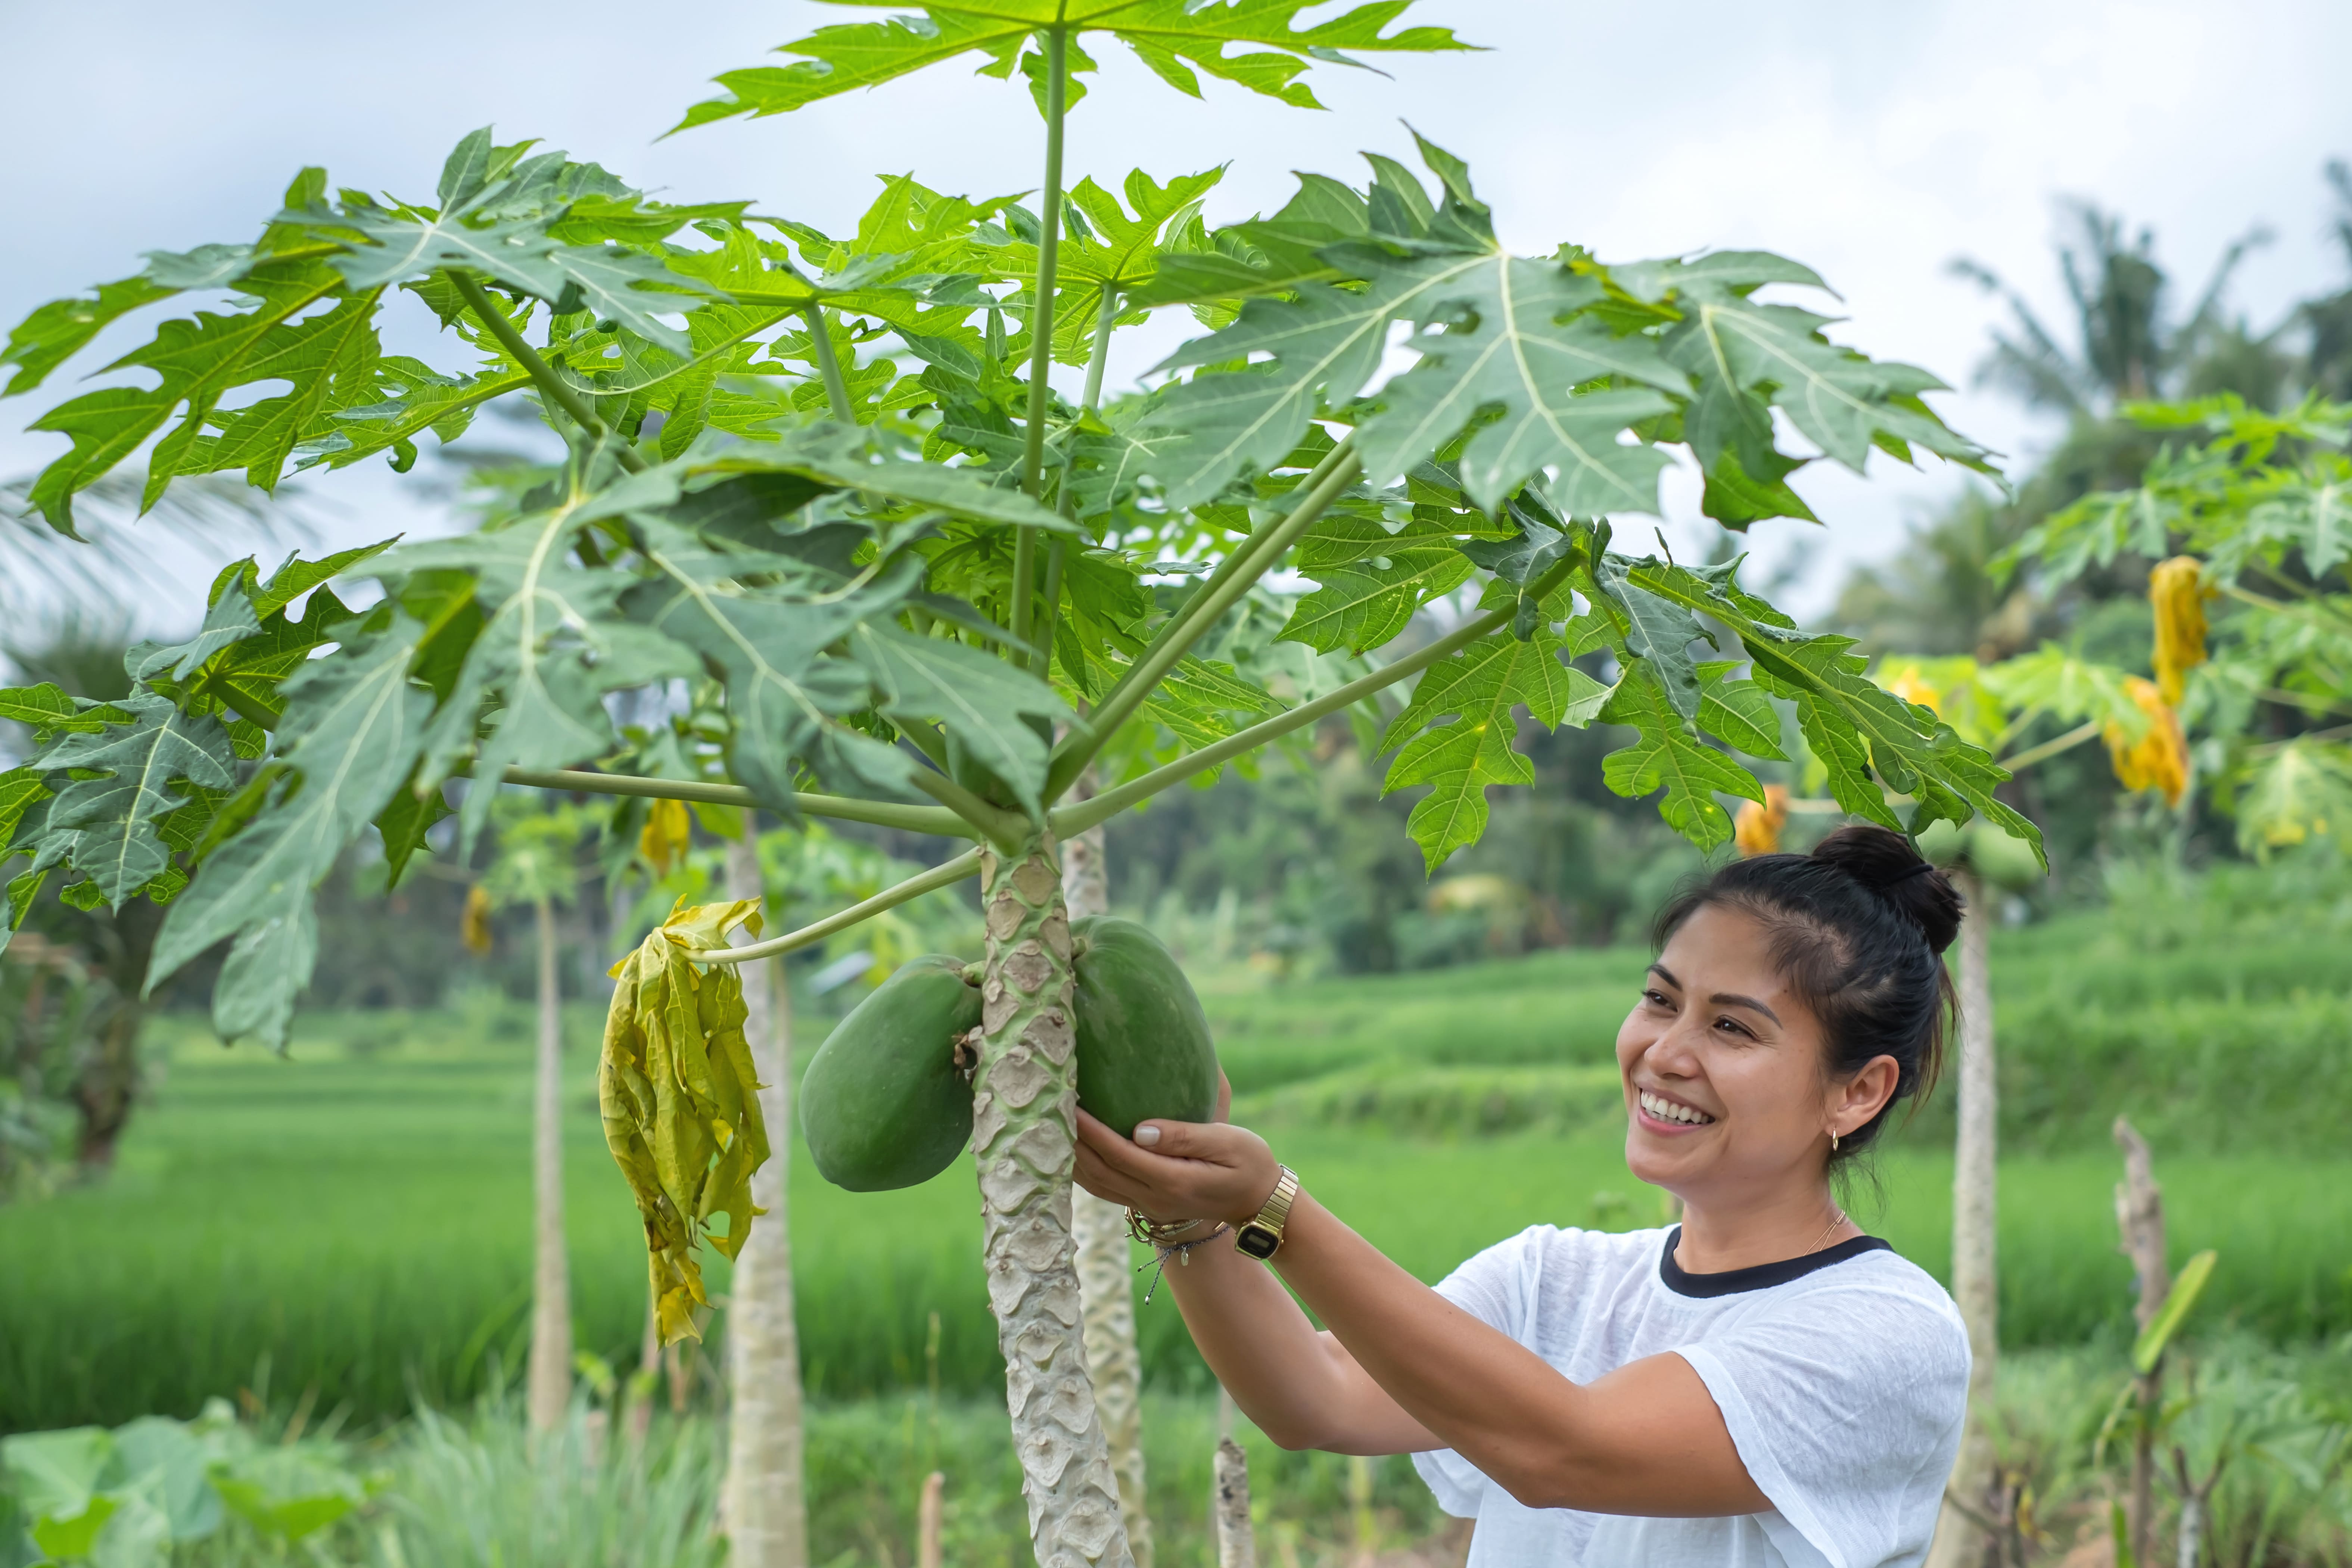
[1640,1089,1715,1126]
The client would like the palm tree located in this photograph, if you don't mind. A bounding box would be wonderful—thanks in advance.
[1951,200,2273,414]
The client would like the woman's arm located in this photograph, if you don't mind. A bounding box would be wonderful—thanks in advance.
[1074,1114,1771,1517]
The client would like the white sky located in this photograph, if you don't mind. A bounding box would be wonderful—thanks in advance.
[2,0,2344,635]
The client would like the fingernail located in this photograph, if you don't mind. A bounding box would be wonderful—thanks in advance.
[1136,1124,1161,1147]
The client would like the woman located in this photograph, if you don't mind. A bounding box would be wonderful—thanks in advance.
[1075,825,1972,1568]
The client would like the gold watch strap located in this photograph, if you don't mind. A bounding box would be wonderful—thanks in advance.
[1235,1165,1300,1259]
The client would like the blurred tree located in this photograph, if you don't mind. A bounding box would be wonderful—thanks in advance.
[476,792,597,1436]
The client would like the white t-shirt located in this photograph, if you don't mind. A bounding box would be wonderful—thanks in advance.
[1411,1224,1969,1568]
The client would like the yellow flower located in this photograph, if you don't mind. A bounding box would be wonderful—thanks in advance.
[1734,784,1790,856]
[638,796,692,875]
[1884,669,1944,715]
[460,884,494,955]
[2149,556,2209,707]
[2103,677,2189,808]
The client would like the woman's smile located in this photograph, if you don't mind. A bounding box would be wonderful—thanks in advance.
[1634,1087,1717,1130]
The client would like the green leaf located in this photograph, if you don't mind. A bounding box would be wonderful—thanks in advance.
[0,1427,113,1523]
[0,769,51,852]
[1378,626,1607,869]
[148,619,435,1048]
[1597,660,1764,851]
[0,274,175,401]
[1668,293,1995,478]
[22,251,358,531]
[677,0,1476,129]
[32,694,238,909]
[1697,661,1787,760]
[2131,1249,2218,1375]
[626,519,912,811]
[2232,738,2352,858]
[0,685,133,744]
[1592,554,1709,722]
[391,508,699,851]
[847,623,1070,812]
[1279,513,1475,654]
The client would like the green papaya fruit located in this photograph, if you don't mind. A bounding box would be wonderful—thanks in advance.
[799,955,981,1191]
[1071,915,1220,1137]
[1916,818,2046,894]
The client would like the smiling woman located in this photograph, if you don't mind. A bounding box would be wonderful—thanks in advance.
[1073,824,1971,1568]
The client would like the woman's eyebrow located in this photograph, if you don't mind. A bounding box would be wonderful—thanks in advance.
[1710,992,1782,1026]
[1646,962,1678,989]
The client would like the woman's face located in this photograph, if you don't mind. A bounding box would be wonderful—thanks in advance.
[1614,903,1885,1205]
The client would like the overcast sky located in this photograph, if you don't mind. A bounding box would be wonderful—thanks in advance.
[3,0,2344,635]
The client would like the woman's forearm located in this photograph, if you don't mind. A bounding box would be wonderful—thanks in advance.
[1160,1226,1438,1453]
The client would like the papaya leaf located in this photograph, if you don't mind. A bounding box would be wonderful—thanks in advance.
[981,168,1225,365]
[1667,292,1997,479]
[32,694,239,909]
[676,0,1475,130]
[0,273,176,401]
[1132,170,1374,308]
[1379,625,1606,869]
[0,685,134,745]
[626,519,914,812]
[148,619,434,1048]
[847,623,1070,812]
[391,508,701,851]
[1597,660,1763,851]
[1590,554,1709,722]
[1696,661,1787,760]
[1278,513,1475,655]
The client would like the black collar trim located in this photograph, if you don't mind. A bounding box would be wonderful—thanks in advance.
[1657,1225,1891,1298]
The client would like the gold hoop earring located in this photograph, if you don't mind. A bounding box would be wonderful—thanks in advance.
[1829,1129,1841,1152]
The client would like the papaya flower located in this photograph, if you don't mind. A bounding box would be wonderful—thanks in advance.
[1734,784,1790,856]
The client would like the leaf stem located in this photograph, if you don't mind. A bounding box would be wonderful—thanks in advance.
[1009,25,1071,666]
[483,766,970,836]
[1997,719,2102,774]
[1045,442,1362,801]
[905,768,1032,852]
[1054,552,1578,836]
[693,849,984,965]
[1080,285,1120,414]
[447,270,645,475]
[803,304,856,421]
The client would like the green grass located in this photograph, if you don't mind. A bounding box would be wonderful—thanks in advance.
[5,858,2351,1432]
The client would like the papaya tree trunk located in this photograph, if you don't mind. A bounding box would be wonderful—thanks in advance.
[1064,794,1154,1568]
[1930,872,1998,1568]
[724,834,811,1568]
[974,831,1134,1568]
[526,893,573,1435]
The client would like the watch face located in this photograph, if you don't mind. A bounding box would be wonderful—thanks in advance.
[1235,1225,1279,1260]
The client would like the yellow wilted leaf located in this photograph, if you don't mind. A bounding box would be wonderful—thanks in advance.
[2150,556,2209,707]
[599,896,771,1345]
[1734,784,1790,856]
[638,797,692,876]
[2103,677,2189,807]
[460,884,493,955]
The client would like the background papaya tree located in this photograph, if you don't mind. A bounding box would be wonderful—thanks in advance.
[473,792,598,1436]
[0,4,2045,1560]
[2005,393,2352,856]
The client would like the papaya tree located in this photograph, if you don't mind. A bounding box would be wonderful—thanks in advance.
[476,793,599,1435]
[0,5,2045,1561]
[1873,641,2190,1568]
[2005,393,2352,853]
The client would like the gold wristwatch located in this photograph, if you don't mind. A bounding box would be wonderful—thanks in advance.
[1233,1165,1300,1260]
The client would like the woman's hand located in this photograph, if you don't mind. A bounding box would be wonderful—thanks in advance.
[1073,1096,1281,1228]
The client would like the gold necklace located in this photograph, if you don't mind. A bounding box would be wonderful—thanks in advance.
[1807,1208,1851,1254]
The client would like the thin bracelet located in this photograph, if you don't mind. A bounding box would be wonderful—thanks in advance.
[1136,1223,1231,1304]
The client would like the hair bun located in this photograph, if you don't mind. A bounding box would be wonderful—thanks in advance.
[1808,824,1964,955]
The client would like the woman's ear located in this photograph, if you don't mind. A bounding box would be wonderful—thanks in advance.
[1830,1053,1902,1138]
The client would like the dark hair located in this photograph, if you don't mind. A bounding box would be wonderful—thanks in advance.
[1652,824,1963,1163]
